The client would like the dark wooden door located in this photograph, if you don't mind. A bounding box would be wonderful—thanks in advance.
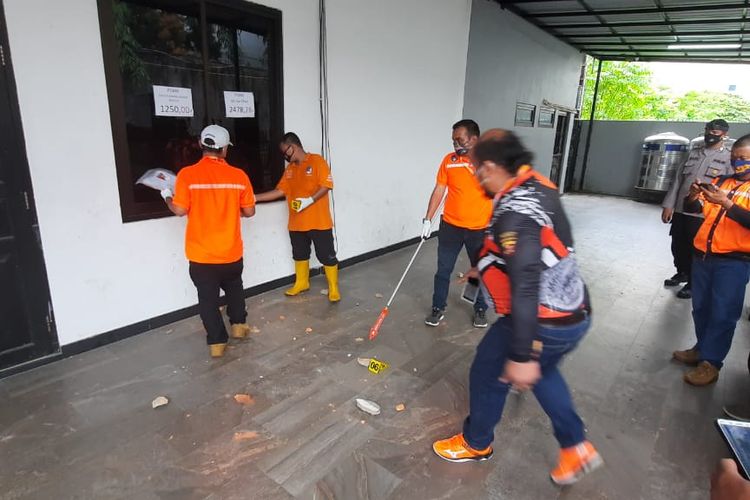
[0,2,57,370]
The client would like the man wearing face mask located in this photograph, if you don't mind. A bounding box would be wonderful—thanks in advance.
[255,132,339,302]
[661,119,732,299]
[422,119,492,328]
[672,134,750,386]
[433,130,601,485]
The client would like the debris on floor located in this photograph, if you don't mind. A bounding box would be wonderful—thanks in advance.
[233,431,258,441]
[357,357,371,367]
[395,403,406,412]
[305,327,313,334]
[250,326,261,334]
[321,289,328,295]
[375,293,384,298]
[279,315,286,320]
[233,394,254,406]
[356,398,381,416]
[151,396,169,409]
[354,337,364,342]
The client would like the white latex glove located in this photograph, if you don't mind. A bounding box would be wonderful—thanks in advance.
[421,218,432,240]
[160,188,173,200]
[293,197,314,213]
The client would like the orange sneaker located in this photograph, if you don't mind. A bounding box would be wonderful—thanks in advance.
[550,441,603,485]
[432,433,493,463]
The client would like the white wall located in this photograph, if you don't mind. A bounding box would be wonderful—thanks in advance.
[573,120,750,197]
[3,0,472,346]
[462,0,583,176]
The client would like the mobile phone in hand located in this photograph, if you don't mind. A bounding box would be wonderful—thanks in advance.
[698,182,718,192]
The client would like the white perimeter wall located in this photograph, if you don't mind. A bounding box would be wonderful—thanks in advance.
[3,0,472,346]
[462,0,583,176]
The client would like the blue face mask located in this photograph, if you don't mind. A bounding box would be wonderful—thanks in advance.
[732,158,750,176]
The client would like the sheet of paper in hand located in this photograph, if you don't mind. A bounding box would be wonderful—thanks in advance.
[136,169,176,192]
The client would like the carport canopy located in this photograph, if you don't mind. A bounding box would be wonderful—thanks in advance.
[496,0,750,63]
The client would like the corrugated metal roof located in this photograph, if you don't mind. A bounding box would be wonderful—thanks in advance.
[496,1,750,63]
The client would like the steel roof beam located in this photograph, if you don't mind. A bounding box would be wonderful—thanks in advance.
[529,3,747,18]
[545,18,749,29]
[565,29,750,38]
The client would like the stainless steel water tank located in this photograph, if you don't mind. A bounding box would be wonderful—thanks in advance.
[635,132,689,199]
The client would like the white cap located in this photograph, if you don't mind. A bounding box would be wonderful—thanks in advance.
[200,125,233,149]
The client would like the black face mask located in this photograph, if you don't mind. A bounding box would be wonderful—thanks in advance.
[704,133,722,146]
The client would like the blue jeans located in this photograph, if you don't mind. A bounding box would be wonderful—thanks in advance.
[463,316,590,450]
[432,218,487,312]
[692,256,750,369]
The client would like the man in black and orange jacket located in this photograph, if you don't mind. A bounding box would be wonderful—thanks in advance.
[673,133,750,386]
[432,130,601,486]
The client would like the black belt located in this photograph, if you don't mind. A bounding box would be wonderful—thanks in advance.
[538,310,590,326]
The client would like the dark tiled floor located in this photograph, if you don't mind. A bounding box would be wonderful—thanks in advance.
[2,194,748,499]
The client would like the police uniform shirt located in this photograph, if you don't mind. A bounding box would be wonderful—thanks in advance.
[662,144,732,216]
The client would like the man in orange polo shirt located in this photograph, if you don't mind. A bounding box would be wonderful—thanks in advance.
[161,124,256,358]
[422,119,492,328]
[255,132,340,302]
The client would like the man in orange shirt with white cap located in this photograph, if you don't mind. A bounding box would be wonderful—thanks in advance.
[162,124,256,358]
[256,132,340,302]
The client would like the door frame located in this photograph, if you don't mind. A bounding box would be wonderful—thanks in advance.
[0,0,59,373]
[556,112,575,194]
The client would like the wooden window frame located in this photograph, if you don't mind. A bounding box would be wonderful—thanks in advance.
[96,0,284,222]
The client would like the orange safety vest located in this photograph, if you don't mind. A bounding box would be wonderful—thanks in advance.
[693,176,750,257]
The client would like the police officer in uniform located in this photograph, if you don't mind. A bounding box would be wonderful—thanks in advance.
[661,119,732,299]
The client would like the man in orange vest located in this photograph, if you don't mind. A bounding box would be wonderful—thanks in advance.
[162,124,256,358]
[422,120,492,328]
[255,132,339,302]
[673,133,750,385]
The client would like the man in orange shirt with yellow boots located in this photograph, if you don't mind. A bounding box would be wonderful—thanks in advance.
[162,124,256,358]
[423,120,492,328]
[256,132,340,302]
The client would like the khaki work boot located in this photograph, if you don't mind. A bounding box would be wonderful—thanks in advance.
[324,264,341,302]
[684,361,719,386]
[672,347,700,366]
[230,323,251,339]
[209,343,227,358]
[285,260,310,296]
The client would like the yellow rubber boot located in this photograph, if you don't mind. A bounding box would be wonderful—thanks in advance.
[285,260,310,296]
[324,265,341,302]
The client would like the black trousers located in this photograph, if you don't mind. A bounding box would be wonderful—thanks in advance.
[189,259,246,345]
[289,229,338,266]
[670,213,703,282]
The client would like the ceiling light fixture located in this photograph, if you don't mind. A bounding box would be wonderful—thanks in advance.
[667,43,741,50]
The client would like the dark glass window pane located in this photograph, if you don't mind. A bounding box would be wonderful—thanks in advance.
[114,1,204,204]
[205,16,281,192]
[105,0,283,221]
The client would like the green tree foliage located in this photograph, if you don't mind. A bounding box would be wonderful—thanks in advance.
[581,59,750,122]
[671,91,750,122]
